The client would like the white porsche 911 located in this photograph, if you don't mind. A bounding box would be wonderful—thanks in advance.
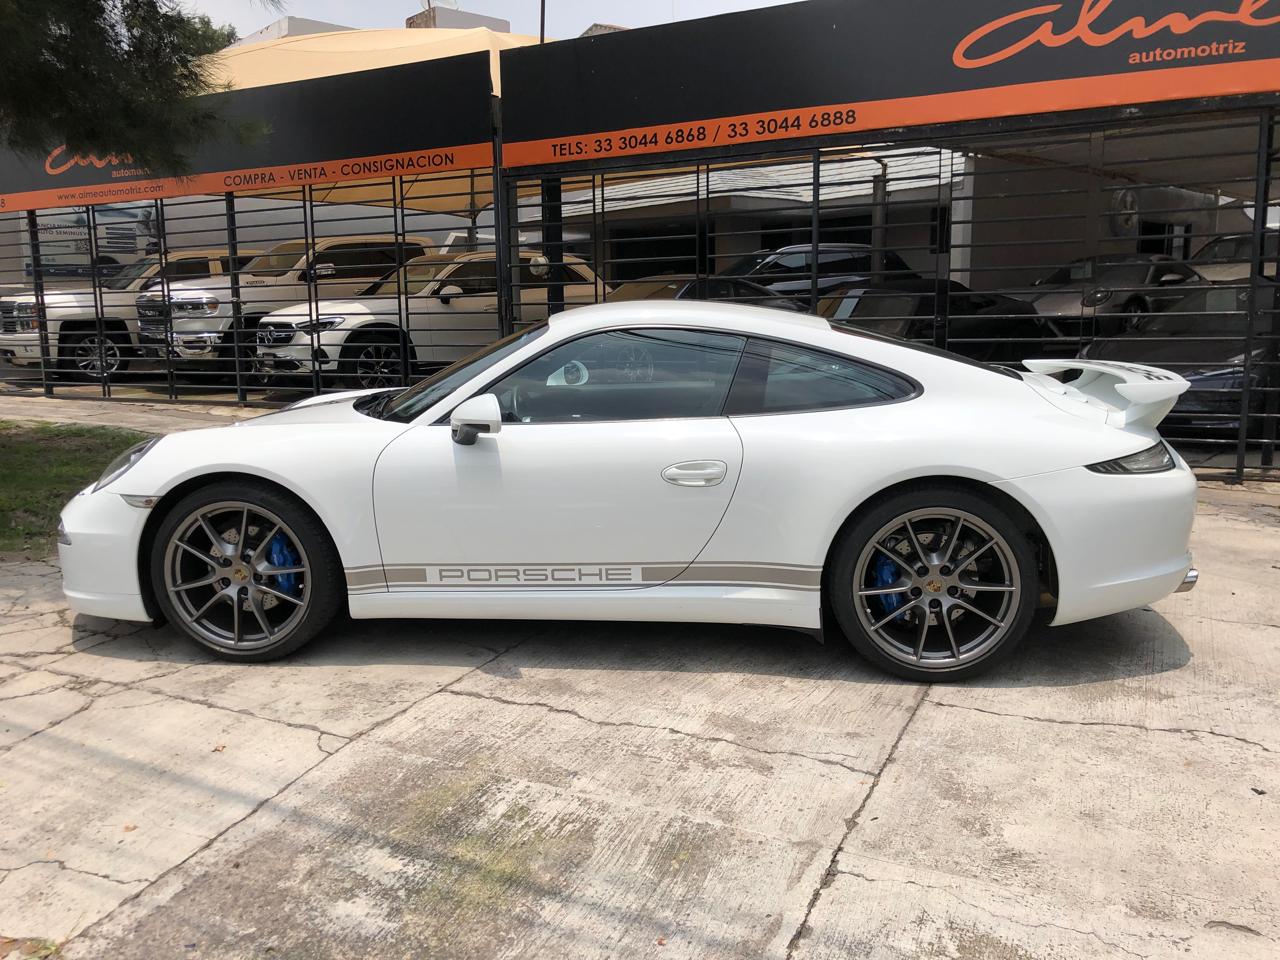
[58,302,1198,681]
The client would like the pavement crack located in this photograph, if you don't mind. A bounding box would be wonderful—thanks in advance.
[442,687,877,777]
[0,695,94,756]
[925,699,1276,754]
[65,633,533,951]
[0,859,150,888]
[783,683,930,960]
[0,681,69,702]
[833,868,1153,958]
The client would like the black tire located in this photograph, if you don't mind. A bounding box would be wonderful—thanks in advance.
[57,330,129,380]
[336,329,407,390]
[828,483,1039,682]
[149,480,344,662]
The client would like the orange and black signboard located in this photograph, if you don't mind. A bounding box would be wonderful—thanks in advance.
[0,53,495,212]
[500,0,1280,168]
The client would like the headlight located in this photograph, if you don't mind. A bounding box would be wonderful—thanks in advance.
[94,438,159,491]
[1086,442,1175,475]
[170,296,220,318]
[15,301,37,318]
[295,316,344,334]
[1082,288,1113,307]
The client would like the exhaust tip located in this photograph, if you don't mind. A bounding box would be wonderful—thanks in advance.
[1176,568,1199,593]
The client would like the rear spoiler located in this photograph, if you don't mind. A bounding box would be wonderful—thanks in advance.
[1022,359,1190,430]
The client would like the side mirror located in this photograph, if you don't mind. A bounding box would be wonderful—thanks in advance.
[1157,272,1186,285]
[450,393,503,445]
[438,284,464,305]
[311,262,337,281]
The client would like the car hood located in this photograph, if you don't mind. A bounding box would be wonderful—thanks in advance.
[159,276,234,296]
[3,288,136,310]
[265,298,395,322]
[236,388,396,427]
[1030,288,1086,314]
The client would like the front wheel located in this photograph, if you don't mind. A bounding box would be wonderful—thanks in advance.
[337,331,406,390]
[150,481,344,661]
[58,331,129,380]
[828,485,1038,682]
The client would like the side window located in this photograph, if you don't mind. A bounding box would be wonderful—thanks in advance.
[725,338,915,415]
[165,258,212,281]
[486,328,745,424]
[816,250,873,275]
[316,244,398,280]
[443,260,498,296]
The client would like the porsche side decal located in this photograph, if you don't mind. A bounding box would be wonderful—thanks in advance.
[345,562,822,593]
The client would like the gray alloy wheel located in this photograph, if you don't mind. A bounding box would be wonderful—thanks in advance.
[351,341,402,389]
[162,500,312,652]
[61,332,125,379]
[852,508,1021,670]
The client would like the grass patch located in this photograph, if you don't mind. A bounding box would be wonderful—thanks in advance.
[0,419,149,557]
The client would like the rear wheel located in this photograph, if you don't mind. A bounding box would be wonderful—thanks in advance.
[150,481,343,661]
[828,485,1038,682]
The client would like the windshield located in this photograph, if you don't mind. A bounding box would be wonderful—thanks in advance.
[377,323,550,422]
[361,261,449,297]
[242,241,309,278]
[1040,259,1151,287]
[100,257,159,291]
[607,280,685,302]
[719,252,774,277]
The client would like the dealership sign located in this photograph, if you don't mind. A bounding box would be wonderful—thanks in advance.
[499,0,1280,166]
[0,53,495,212]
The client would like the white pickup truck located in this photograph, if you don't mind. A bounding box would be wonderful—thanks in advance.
[135,235,434,369]
[253,249,606,389]
[0,249,250,379]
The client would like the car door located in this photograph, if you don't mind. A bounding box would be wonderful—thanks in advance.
[372,327,746,591]
[413,258,502,365]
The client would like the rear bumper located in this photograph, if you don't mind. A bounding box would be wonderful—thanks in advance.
[995,455,1197,626]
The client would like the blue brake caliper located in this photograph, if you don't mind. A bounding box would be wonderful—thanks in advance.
[268,533,300,595]
[871,553,906,622]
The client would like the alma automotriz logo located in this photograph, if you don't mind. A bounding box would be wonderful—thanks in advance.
[954,0,1280,68]
[44,144,141,177]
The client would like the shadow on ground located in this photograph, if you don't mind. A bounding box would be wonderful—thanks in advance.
[69,604,1190,691]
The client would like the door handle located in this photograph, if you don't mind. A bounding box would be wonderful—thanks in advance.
[662,460,728,487]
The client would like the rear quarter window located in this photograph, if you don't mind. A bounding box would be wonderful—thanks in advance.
[725,338,917,415]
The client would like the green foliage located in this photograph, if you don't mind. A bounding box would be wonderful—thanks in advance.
[0,419,149,556]
[0,1,246,173]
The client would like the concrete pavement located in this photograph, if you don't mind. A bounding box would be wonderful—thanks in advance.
[0,393,262,435]
[0,488,1275,957]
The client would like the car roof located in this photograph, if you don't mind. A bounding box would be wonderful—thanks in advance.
[163,248,263,259]
[309,234,435,246]
[405,249,587,266]
[546,299,827,334]
[773,243,873,253]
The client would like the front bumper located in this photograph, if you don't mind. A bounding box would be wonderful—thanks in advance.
[58,486,153,622]
[255,325,345,373]
[0,333,42,365]
[995,453,1198,626]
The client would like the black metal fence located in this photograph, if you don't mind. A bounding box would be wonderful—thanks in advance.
[1,107,1276,481]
